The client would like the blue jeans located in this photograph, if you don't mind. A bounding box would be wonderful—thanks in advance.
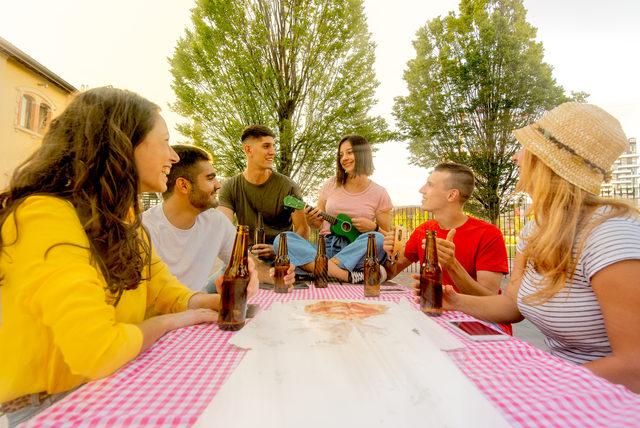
[273,231,386,273]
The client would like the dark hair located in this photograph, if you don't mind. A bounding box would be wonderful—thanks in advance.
[241,124,275,142]
[336,135,374,186]
[0,87,159,303]
[164,145,212,198]
[434,162,475,203]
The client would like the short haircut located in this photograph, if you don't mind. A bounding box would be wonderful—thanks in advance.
[434,162,475,203]
[164,145,212,198]
[336,134,374,185]
[241,124,276,142]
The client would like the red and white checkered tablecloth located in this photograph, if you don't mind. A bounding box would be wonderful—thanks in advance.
[24,284,640,427]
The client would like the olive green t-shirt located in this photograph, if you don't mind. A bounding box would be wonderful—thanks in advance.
[219,171,302,245]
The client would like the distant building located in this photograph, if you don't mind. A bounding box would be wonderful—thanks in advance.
[601,137,639,204]
[0,36,77,189]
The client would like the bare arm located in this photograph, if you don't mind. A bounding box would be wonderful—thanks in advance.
[137,309,217,353]
[217,206,235,223]
[435,229,503,296]
[382,229,414,280]
[442,251,525,324]
[375,209,392,234]
[291,209,309,239]
[584,259,640,393]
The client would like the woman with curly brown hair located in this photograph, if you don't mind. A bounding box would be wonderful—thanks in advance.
[0,87,257,426]
[433,103,640,393]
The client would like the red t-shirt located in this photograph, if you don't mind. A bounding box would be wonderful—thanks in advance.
[405,217,511,334]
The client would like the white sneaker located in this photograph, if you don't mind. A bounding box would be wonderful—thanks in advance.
[350,271,364,284]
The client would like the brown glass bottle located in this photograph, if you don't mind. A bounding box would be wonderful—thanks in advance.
[218,225,250,331]
[363,233,381,297]
[273,233,290,293]
[420,230,443,316]
[313,234,328,288]
[254,212,265,246]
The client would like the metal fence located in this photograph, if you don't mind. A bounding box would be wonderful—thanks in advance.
[391,204,529,273]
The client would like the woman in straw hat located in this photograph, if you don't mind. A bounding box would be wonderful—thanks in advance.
[433,102,640,393]
[0,87,258,426]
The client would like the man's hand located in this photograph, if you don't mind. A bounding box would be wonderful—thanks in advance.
[383,230,395,259]
[251,243,276,260]
[214,257,259,299]
[269,263,296,292]
[436,229,456,269]
[247,257,259,298]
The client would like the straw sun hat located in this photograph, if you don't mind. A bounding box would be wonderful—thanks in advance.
[513,102,628,195]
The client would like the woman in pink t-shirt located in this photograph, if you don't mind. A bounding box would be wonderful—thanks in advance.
[274,135,393,283]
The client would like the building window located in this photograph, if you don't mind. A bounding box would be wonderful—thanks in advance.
[17,91,54,135]
[19,94,35,130]
[38,103,51,133]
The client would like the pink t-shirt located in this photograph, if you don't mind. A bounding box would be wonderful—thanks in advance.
[318,177,393,234]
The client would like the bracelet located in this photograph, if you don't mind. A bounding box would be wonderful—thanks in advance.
[374,224,379,232]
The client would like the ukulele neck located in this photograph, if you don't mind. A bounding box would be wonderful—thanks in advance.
[307,204,337,225]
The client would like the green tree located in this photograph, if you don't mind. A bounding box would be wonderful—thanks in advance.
[170,0,389,195]
[393,0,572,223]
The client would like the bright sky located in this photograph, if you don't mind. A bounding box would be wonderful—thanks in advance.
[2,0,639,205]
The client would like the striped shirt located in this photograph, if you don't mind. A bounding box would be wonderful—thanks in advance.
[517,209,640,364]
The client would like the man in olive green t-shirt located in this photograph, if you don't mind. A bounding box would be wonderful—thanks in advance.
[218,124,308,260]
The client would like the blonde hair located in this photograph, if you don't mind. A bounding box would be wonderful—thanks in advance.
[517,150,636,304]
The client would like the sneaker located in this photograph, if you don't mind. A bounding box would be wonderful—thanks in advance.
[379,265,388,284]
[350,271,364,284]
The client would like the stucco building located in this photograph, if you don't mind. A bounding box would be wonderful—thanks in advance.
[0,36,77,189]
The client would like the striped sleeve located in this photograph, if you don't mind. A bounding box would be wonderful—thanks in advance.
[581,216,640,280]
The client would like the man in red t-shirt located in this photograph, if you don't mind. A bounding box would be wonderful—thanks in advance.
[383,162,510,331]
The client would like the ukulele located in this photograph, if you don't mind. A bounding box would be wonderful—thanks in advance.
[283,195,361,243]
[390,225,409,263]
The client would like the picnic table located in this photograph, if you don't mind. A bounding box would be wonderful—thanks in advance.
[24,283,640,427]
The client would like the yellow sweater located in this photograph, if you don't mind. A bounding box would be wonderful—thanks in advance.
[0,196,195,403]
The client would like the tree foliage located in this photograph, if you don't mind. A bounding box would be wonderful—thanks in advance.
[170,0,389,195]
[393,0,572,223]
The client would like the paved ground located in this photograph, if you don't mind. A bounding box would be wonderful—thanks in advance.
[389,271,549,351]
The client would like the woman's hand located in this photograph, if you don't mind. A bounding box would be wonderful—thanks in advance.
[165,309,218,329]
[304,207,324,228]
[352,217,376,233]
[410,274,459,311]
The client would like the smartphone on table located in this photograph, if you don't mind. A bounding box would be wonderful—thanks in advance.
[446,321,510,341]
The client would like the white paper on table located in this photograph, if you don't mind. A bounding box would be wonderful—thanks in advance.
[230,299,464,351]
[195,299,510,428]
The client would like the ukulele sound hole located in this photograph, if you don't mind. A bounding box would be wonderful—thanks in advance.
[341,223,351,232]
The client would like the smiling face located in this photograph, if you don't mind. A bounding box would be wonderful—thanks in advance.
[339,140,356,175]
[188,160,221,211]
[244,135,276,171]
[133,114,179,193]
[419,170,454,212]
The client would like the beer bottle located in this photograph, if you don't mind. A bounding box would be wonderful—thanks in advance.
[254,212,265,246]
[419,230,443,316]
[218,225,250,331]
[363,233,381,297]
[273,233,290,293]
[313,234,328,288]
